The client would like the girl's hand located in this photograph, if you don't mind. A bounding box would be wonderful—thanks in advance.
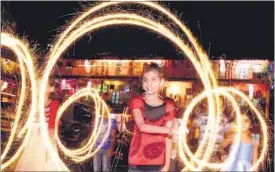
[108,149,114,156]
[170,126,189,135]
[221,155,227,161]
[160,165,169,172]
[170,127,178,135]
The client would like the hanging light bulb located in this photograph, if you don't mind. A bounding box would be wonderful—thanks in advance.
[249,84,254,99]
[84,60,89,68]
[1,81,8,91]
[155,60,163,67]
[61,79,66,90]
[87,80,92,89]
[168,85,180,96]
[84,60,91,73]
[220,59,226,73]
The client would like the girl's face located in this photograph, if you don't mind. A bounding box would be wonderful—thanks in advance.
[142,70,164,96]
[241,114,251,132]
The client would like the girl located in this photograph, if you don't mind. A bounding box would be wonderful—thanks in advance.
[218,112,259,171]
[128,63,179,172]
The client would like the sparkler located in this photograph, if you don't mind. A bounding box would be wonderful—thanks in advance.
[40,8,219,171]
[121,107,134,135]
[1,32,37,170]
[178,87,268,171]
[54,88,111,163]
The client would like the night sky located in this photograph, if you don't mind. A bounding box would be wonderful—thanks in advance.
[2,1,274,60]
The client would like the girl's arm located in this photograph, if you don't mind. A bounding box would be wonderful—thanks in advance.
[133,109,176,134]
[218,137,233,157]
[252,140,259,166]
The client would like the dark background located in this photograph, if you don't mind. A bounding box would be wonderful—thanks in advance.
[1,1,274,60]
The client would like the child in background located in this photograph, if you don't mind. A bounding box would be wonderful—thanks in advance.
[93,100,117,172]
[218,112,259,171]
[192,102,231,162]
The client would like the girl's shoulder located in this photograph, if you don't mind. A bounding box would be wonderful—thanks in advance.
[164,97,177,111]
[130,96,144,102]
[239,136,258,147]
[129,96,144,110]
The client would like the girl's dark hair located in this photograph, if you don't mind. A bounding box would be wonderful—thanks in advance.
[142,62,165,79]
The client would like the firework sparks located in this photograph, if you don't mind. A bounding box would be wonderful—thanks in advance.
[40,4,219,170]
[121,107,134,135]
[1,32,37,170]
[178,87,268,171]
[54,88,112,163]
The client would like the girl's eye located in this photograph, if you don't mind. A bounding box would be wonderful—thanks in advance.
[152,77,159,81]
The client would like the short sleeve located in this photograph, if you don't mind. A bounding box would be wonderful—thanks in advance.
[165,99,177,121]
[129,96,143,112]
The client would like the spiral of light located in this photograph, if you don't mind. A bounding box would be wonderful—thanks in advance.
[54,88,112,163]
[0,32,37,170]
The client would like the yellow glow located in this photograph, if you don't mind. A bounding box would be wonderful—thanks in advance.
[54,88,111,163]
[104,80,126,86]
[178,87,268,171]
[249,84,254,99]
[1,32,37,170]
[168,85,181,95]
[84,59,89,67]
[87,80,92,88]
[121,107,134,135]
[84,59,91,73]
[1,81,8,91]
[219,59,226,73]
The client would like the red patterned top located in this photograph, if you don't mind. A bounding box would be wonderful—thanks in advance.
[128,96,176,166]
